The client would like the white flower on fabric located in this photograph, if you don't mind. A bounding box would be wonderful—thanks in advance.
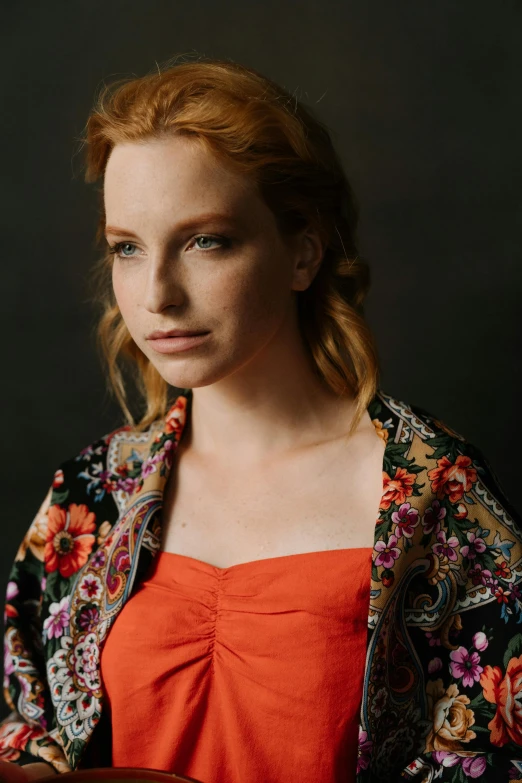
[472,631,488,652]
[78,573,103,602]
[43,596,70,640]
[6,582,19,601]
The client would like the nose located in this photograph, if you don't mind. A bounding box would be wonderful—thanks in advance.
[142,251,185,313]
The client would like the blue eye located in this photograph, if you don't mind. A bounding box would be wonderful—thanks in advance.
[108,242,138,258]
[192,235,231,252]
[194,235,221,250]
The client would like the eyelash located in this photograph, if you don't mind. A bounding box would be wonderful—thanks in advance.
[107,234,231,259]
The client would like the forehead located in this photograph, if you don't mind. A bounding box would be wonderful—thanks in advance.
[105,136,250,194]
[103,136,261,223]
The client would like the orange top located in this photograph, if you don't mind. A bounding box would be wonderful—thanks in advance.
[100,547,372,783]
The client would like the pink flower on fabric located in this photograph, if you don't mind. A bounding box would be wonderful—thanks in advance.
[43,596,70,640]
[357,728,372,773]
[422,499,447,535]
[91,549,106,568]
[4,639,14,679]
[391,503,419,538]
[460,531,487,559]
[461,756,487,778]
[374,534,401,569]
[141,458,158,478]
[425,630,441,647]
[433,530,459,561]
[432,751,486,777]
[117,476,140,494]
[468,563,493,586]
[428,657,443,673]
[6,582,19,602]
[19,677,31,699]
[472,631,488,652]
[432,751,461,767]
[449,646,483,687]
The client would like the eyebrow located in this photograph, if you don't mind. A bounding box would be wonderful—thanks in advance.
[104,212,239,239]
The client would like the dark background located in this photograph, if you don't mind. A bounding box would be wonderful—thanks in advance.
[1,1,521,718]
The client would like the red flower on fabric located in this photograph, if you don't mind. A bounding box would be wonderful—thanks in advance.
[0,721,46,751]
[454,503,468,520]
[427,455,477,504]
[494,587,511,604]
[164,397,187,436]
[44,503,96,578]
[495,561,511,579]
[380,468,416,511]
[52,469,64,488]
[481,655,522,746]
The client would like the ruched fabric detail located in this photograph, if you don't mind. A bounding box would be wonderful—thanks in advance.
[100,547,372,783]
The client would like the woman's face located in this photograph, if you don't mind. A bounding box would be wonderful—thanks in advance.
[104,134,318,391]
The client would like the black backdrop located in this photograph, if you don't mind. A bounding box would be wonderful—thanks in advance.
[1,0,521,719]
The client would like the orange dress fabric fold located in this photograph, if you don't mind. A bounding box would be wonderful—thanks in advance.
[100,546,372,783]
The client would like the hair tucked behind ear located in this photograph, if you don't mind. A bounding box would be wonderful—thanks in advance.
[80,53,380,435]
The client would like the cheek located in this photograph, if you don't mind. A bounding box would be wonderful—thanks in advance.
[112,263,129,305]
[112,264,135,324]
[111,262,121,301]
[214,258,289,334]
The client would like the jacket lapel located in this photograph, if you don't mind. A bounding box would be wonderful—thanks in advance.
[52,392,191,767]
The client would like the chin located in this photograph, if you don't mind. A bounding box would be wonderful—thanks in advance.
[152,362,232,391]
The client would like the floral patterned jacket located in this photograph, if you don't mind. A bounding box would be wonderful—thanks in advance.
[2,388,522,783]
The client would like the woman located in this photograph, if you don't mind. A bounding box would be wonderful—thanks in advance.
[1,56,521,783]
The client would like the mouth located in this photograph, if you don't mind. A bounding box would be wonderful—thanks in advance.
[147,329,210,339]
[146,332,211,354]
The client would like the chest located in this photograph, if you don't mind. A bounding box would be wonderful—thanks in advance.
[158,429,385,568]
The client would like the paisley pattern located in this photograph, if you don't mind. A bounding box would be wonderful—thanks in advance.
[2,388,522,782]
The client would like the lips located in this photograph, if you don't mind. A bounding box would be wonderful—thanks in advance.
[147,329,208,339]
[147,331,210,354]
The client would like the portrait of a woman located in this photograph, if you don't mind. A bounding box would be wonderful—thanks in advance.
[1,56,521,783]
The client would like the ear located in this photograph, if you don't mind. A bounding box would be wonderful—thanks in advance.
[290,227,325,292]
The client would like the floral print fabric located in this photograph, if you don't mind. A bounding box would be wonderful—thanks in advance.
[1,388,522,782]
